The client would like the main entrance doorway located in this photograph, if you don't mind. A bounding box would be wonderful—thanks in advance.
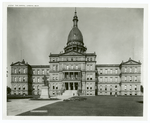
[65,82,78,90]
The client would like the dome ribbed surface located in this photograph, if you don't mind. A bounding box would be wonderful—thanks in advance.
[67,27,83,43]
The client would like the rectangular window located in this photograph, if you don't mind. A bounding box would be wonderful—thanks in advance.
[15,77,17,82]
[90,58,92,61]
[42,70,45,75]
[110,69,112,74]
[105,69,107,74]
[130,85,132,90]
[19,69,21,73]
[53,65,56,71]
[130,67,132,73]
[76,65,78,69]
[105,86,107,91]
[115,69,118,74]
[115,85,117,90]
[23,77,25,81]
[37,70,40,75]
[100,86,102,90]
[33,70,35,74]
[100,69,103,74]
[105,77,107,82]
[90,65,92,70]
[115,77,118,82]
[110,77,112,82]
[125,85,127,90]
[135,67,137,73]
[23,68,25,73]
[47,70,49,75]
[135,85,137,90]
[125,68,127,73]
[87,75,89,80]
[87,58,89,61]
[87,87,89,90]
[100,77,103,82]
[33,77,35,82]
[15,69,17,73]
[37,78,40,82]
[110,85,112,90]
[135,76,137,81]
[125,76,127,81]
[19,77,21,82]
[130,76,132,81]
[71,65,73,69]
[90,75,92,80]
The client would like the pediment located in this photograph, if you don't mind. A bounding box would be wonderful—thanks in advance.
[11,61,27,66]
[122,58,141,65]
[60,51,84,56]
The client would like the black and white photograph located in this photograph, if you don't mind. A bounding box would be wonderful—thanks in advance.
[3,2,148,120]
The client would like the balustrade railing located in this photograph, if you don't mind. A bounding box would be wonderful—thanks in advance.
[62,77,81,81]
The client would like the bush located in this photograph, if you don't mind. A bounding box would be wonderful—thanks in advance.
[63,96,87,101]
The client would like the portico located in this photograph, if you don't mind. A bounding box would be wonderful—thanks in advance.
[65,82,78,90]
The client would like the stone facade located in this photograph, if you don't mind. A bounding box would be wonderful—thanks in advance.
[96,58,141,96]
[10,10,142,96]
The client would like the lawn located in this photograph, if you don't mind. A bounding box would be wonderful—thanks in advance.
[18,96,143,116]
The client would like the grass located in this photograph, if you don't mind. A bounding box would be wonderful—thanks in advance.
[18,96,143,116]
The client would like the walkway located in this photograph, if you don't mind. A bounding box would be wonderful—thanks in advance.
[7,99,61,116]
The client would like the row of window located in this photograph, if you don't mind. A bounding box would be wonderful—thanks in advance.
[12,68,26,74]
[99,85,118,91]
[33,69,49,75]
[124,85,137,90]
[87,74,93,80]
[123,67,138,73]
[98,69,118,74]
[86,91,93,95]
[87,64,93,70]
[98,92,138,95]
[63,65,79,70]
[13,85,26,90]
[33,85,40,90]
[123,76,138,81]
[51,57,94,62]
[99,77,118,82]
[98,85,137,90]
[33,77,49,83]
[13,77,26,82]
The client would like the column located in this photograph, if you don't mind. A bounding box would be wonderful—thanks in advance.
[73,72,75,79]
[69,72,70,79]
[73,82,75,90]
[68,82,70,90]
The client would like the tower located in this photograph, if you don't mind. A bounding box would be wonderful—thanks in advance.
[64,10,87,53]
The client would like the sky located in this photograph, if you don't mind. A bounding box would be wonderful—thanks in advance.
[7,7,143,87]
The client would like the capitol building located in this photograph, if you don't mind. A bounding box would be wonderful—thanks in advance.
[10,10,142,96]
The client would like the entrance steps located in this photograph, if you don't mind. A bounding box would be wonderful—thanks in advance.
[55,90,78,100]
[63,90,78,96]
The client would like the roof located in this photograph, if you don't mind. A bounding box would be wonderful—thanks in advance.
[67,27,83,44]
[96,64,120,67]
[10,59,29,66]
[31,65,49,68]
[121,58,141,65]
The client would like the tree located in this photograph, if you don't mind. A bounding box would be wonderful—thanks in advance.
[140,85,143,93]
[7,86,11,95]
